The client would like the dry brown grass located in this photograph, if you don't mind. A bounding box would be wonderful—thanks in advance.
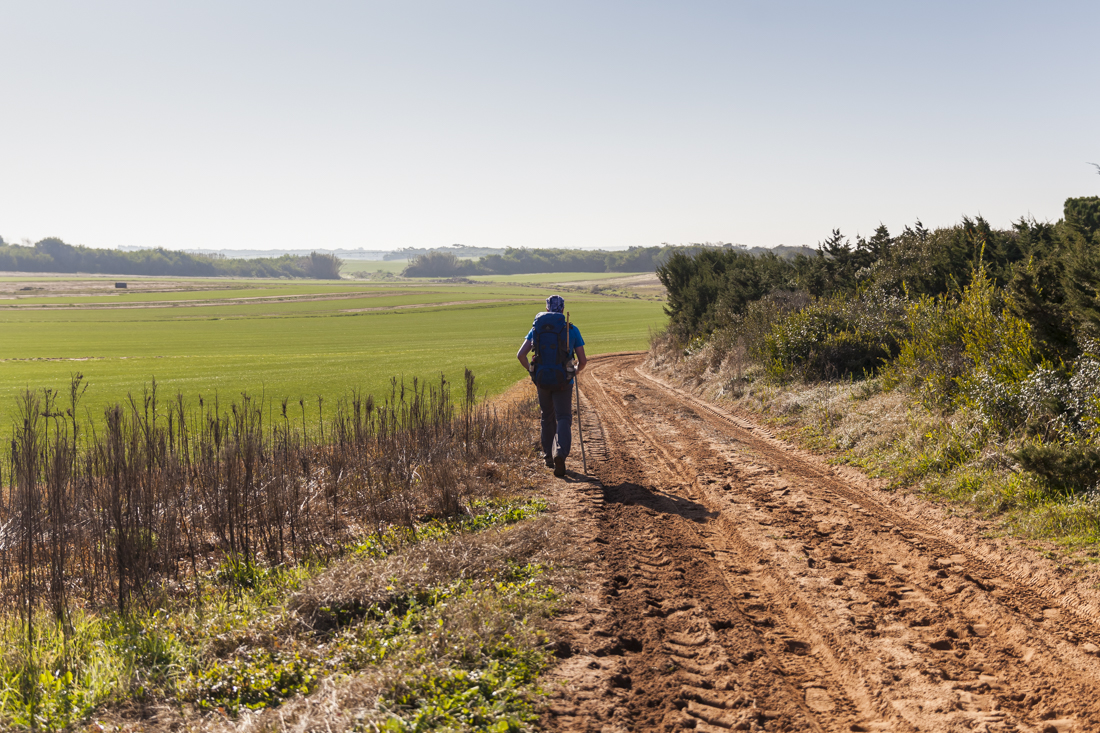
[646,335,923,473]
[0,370,592,732]
[292,514,584,627]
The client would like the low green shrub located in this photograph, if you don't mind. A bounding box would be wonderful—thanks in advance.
[213,557,272,591]
[899,421,982,484]
[724,290,810,365]
[379,658,541,732]
[350,497,549,556]
[887,266,1034,411]
[762,289,906,380]
[372,567,556,732]
[191,650,320,715]
[0,611,193,732]
[1012,442,1100,494]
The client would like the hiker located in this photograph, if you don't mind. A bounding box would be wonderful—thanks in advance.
[517,294,587,477]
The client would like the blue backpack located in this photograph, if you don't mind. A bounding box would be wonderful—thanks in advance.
[531,312,572,391]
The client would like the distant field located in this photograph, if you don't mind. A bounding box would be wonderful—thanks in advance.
[467,271,646,284]
[339,259,409,275]
[470,271,666,300]
[0,276,664,423]
[339,264,650,285]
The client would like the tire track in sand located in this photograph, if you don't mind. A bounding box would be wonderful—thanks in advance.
[546,352,1100,733]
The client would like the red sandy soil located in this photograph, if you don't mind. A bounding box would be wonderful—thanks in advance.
[539,352,1097,733]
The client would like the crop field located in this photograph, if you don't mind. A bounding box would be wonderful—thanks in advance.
[338,258,409,275]
[470,271,666,299]
[0,275,664,421]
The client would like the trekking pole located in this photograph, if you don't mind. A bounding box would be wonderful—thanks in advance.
[566,311,587,475]
[576,371,587,474]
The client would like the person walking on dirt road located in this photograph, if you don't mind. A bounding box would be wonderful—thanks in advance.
[517,294,587,477]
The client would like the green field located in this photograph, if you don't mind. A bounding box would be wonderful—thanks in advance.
[337,262,650,285]
[0,276,663,422]
[339,258,409,275]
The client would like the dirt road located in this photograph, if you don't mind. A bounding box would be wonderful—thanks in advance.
[543,353,1100,733]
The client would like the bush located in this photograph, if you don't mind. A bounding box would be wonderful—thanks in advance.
[658,249,799,337]
[306,251,343,279]
[1017,366,1075,440]
[721,290,810,362]
[1012,343,1100,441]
[966,369,1025,433]
[761,289,906,380]
[887,266,1034,408]
[1068,345,1100,439]
[1012,442,1100,494]
[401,252,481,277]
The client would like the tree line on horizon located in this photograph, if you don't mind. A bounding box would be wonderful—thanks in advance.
[400,243,814,277]
[0,238,343,279]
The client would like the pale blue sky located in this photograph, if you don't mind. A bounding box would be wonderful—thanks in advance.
[1,1,1097,251]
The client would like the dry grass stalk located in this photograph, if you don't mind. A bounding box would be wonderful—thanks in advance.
[0,370,533,620]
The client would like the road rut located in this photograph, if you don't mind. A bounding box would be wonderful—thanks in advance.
[543,352,1100,733]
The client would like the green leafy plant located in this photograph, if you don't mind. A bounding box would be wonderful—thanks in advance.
[887,265,1034,411]
[190,650,320,715]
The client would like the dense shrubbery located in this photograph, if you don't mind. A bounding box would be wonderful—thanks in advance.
[0,238,343,278]
[886,268,1035,410]
[763,289,907,380]
[657,196,1100,496]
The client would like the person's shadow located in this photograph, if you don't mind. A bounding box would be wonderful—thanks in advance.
[567,472,717,524]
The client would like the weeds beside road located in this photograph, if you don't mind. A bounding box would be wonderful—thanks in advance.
[0,372,582,731]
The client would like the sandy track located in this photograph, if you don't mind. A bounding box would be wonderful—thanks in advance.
[543,352,1099,733]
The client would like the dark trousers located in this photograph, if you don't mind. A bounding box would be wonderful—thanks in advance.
[537,386,573,459]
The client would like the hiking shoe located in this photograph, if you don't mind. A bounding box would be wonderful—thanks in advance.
[553,455,566,477]
[544,455,554,468]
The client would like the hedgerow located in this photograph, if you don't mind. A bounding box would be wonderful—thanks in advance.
[653,195,1100,527]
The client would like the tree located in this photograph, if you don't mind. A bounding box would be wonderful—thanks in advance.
[401,251,479,277]
[1062,197,1100,333]
[1006,218,1076,359]
[306,252,343,279]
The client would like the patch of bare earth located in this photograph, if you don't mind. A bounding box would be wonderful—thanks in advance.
[0,276,233,299]
[339,298,516,313]
[562,274,666,299]
[556,274,662,289]
[540,352,1100,733]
